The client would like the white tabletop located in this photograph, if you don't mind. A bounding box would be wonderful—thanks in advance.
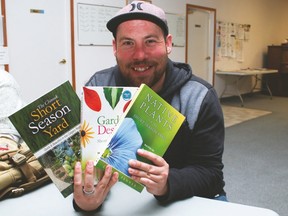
[216,68,278,76]
[0,182,279,216]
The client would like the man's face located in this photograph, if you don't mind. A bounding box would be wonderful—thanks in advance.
[113,20,172,92]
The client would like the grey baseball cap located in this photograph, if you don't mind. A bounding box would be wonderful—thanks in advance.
[107,1,169,36]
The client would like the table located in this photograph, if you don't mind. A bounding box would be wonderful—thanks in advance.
[216,69,278,106]
[0,182,279,216]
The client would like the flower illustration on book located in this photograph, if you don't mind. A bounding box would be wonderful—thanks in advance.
[80,120,94,148]
[83,87,102,112]
[101,118,143,176]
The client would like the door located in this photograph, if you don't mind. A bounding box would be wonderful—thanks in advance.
[186,5,216,85]
[4,0,72,103]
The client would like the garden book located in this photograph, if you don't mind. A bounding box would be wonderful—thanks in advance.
[95,84,185,192]
[80,86,138,181]
[8,81,81,198]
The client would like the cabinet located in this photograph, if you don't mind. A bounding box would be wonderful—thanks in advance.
[263,44,288,97]
[280,45,288,73]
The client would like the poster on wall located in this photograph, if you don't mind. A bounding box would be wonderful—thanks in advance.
[216,20,251,62]
[166,13,185,47]
[0,16,3,46]
[0,47,9,65]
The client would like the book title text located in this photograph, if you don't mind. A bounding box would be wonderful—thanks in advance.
[139,93,179,130]
[28,95,71,138]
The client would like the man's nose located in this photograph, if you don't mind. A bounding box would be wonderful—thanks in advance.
[132,44,147,61]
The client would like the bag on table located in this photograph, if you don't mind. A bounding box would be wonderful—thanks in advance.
[0,136,50,200]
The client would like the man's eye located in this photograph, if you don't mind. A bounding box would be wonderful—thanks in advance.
[122,41,134,46]
[147,39,155,44]
[146,39,157,46]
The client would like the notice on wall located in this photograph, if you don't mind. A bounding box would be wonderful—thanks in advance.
[166,13,186,47]
[0,16,3,46]
[0,47,9,65]
[216,20,251,62]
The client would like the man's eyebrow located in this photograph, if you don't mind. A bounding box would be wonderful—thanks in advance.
[117,34,162,42]
[117,36,133,41]
[144,34,160,39]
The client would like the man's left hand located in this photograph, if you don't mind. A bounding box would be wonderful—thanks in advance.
[128,149,169,196]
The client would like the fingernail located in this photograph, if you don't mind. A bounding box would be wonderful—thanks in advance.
[129,159,136,166]
[128,168,133,174]
[75,161,81,170]
[137,149,144,154]
[87,160,94,168]
[106,165,112,174]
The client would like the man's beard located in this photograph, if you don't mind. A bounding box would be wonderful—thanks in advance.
[116,58,167,88]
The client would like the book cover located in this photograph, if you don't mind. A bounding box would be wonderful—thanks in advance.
[80,86,138,180]
[96,84,185,192]
[8,81,81,198]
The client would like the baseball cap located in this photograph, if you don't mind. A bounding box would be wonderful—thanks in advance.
[107,1,169,37]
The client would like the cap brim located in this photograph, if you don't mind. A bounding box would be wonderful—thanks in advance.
[107,13,168,36]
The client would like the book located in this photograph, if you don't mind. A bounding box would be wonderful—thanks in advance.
[80,86,138,181]
[95,84,185,192]
[8,81,81,198]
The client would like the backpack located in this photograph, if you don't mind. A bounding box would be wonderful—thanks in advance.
[0,136,50,200]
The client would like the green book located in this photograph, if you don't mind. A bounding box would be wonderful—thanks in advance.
[9,81,81,198]
[80,86,138,182]
[96,84,185,192]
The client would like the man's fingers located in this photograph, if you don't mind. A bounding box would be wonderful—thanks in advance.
[96,165,118,197]
[98,165,118,186]
[74,161,119,199]
[84,161,95,192]
[105,171,119,192]
[136,149,165,166]
[73,161,84,196]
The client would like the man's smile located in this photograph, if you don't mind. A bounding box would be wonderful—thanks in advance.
[132,66,151,72]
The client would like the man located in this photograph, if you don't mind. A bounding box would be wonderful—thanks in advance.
[73,1,226,212]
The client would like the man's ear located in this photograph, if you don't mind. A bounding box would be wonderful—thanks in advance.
[167,46,171,54]
[112,39,117,56]
[166,34,173,54]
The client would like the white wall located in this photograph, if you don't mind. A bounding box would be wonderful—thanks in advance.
[73,0,288,97]
[73,0,188,95]
[73,0,123,96]
[2,0,288,98]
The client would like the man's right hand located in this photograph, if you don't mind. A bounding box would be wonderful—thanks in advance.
[73,160,118,212]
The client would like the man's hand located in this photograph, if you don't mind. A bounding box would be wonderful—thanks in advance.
[128,149,169,196]
[73,161,118,211]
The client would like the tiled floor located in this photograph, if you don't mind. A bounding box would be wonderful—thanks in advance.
[222,105,272,128]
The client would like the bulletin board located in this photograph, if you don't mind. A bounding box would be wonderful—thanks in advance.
[166,13,185,47]
[77,3,120,46]
[216,20,251,62]
[77,3,186,47]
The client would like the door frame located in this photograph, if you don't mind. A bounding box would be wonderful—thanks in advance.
[185,4,216,85]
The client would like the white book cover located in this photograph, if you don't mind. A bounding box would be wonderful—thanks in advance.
[80,86,138,173]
